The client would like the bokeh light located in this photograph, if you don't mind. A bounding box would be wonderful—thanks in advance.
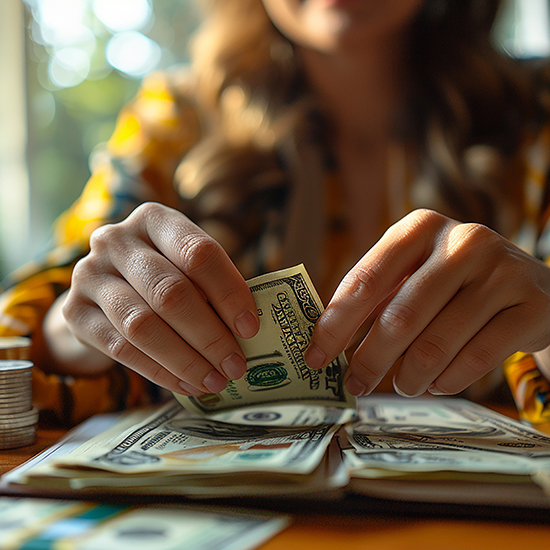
[106,31,161,77]
[92,0,153,33]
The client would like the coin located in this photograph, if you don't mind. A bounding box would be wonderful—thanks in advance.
[0,426,37,438]
[0,337,31,360]
[0,398,32,406]
[0,408,38,427]
[0,435,36,450]
[0,360,33,372]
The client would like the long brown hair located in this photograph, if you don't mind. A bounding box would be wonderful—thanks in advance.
[175,0,539,270]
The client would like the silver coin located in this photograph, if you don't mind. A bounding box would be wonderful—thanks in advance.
[0,426,37,437]
[0,388,32,396]
[0,421,36,430]
[0,396,32,405]
[0,401,32,411]
[0,391,31,397]
[0,408,38,424]
[0,383,32,391]
[0,436,36,450]
[0,405,32,415]
[0,403,32,412]
[0,390,32,400]
[0,392,32,400]
[0,360,33,372]
[0,425,37,436]
[0,397,32,406]
[0,378,32,386]
[0,383,32,392]
[0,338,31,361]
[0,337,31,349]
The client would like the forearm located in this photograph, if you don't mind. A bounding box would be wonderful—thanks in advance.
[42,291,115,376]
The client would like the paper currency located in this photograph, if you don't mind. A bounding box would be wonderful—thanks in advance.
[20,400,347,497]
[0,497,289,550]
[174,264,355,417]
[344,396,550,475]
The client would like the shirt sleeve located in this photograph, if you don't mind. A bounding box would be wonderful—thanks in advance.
[503,125,550,435]
[0,69,202,425]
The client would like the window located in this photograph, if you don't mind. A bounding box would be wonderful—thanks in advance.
[0,0,200,278]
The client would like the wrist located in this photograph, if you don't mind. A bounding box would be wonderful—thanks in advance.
[43,291,114,376]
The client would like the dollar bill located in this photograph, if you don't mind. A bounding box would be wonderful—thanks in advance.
[20,401,346,497]
[174,264,355,417]
[0,498,289,550]
[344,396,550,475]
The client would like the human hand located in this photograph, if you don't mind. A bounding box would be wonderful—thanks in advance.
[304,209,550,397]
[62,202,259,396]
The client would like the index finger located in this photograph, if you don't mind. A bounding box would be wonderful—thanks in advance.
[135,203,260,339]
[304,210,450,369]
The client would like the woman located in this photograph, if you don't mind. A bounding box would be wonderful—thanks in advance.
[1,0,550,429]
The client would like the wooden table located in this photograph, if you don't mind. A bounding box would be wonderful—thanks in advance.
[1,415,550,550]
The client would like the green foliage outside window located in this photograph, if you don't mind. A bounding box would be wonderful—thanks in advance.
[23,0,201,262]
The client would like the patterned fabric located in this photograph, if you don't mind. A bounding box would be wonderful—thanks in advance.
[1,69,550,429]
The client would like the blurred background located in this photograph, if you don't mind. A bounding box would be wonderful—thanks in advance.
[1,0,550,280]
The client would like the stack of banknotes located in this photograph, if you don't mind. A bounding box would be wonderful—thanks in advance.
[2,266,550,508]
[0,337,37,450]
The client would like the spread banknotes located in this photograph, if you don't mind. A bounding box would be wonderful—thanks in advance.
[344,395,550,475]
[4,396,550,507]
[19,401,348,497]
[174,264,355,417]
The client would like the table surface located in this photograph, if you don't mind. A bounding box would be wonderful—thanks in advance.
[1,409,550,549]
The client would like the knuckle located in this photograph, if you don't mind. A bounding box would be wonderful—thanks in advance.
[449,223,499,254]
[71,257,90,281]
[378,303,417,342]
[462,345,495,376]
[202,332,227,354]
[404,208,445,232]
[176,355,205,381]
[148,274,189,315]
[130,201,163,222]
[61,294,79,322]
[179,233,222,276]
[340,266,379,307]
[407,335,450,371]
[106,334,136,364]
[89,224,118,251]
[315,317,342,349]
[120,307,159,343]
[216,285,243,310]
[352,355,383,382]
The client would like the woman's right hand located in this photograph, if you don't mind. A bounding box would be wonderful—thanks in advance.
[62,202,260,396]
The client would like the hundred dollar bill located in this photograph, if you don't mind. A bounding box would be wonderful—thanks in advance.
[174,264,355,417]
[19,401,346,497]
[344,396,550,475]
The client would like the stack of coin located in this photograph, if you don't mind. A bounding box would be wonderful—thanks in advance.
[0,336,31,360]
[0,337,37,450]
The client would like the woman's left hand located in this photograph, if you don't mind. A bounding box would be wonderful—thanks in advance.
[304,209,550,397]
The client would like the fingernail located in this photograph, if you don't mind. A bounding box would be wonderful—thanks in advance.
[234,310,258,339]
[428,383,446,396]
[203,370,227,393]
[392,376,422,398]
[220,353,247,380]
[178,380,203,397]
[304,343,326,370]
[345,375,367,396]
